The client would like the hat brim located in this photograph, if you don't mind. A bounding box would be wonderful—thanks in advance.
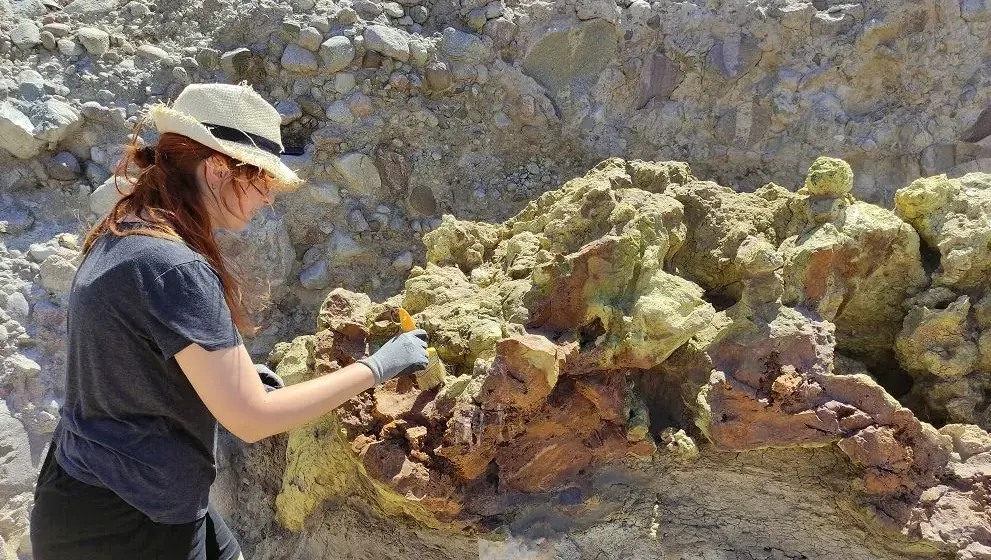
[148,104,303,191]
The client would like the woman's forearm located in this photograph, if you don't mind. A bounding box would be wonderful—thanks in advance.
[246,362,375,442]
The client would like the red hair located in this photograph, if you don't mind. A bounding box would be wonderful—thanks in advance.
[83,123,275,332]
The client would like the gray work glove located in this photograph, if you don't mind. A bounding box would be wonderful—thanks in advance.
[358,328,429,385]
[255,364,285,392]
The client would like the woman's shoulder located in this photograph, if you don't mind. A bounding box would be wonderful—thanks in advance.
[95,228,211,277]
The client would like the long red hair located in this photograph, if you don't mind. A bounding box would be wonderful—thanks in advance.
[83,125,274,332]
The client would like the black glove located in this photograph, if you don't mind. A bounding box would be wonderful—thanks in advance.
[256,364,285,392]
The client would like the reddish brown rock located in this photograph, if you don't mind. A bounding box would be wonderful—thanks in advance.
[478,333,567,412]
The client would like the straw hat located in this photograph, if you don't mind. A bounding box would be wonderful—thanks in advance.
[147,82,302,190]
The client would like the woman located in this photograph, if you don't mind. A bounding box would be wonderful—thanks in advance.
[29,83,429,560]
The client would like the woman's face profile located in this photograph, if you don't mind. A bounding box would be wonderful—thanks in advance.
[201,155,274,232]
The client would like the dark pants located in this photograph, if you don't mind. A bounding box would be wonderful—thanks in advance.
[30,440,241,560]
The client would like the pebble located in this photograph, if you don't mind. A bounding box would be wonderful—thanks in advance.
[363,25,410,62]
[125,0,151,15]
[299,260,331,290]
[40,30,56,50]
[299,26,323,51]
[11,21,41,50]
[392,251,413,272]
[17,70,46,101]
[319,36,355,74]
[46,151,81,181]
[336,7,358,24]
[5,354,41,379]
[326,100,354,124]
[41,23,71,37]
[352,0,382,17]
[281,44,319,74]
[57,38,85,57]
[410,5,429,23]
[4,292,29,318]
[348,209,370,232]
[383,1,404,17]
[136,44,170,63]
[76,27,110,56]
[275,100,303,124]
[172,66,189,83]
[333,72,356,94]
[441,26,491,63]
[347,92,373,117]
[196,47,220,69]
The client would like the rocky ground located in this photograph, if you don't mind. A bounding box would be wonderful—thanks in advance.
[3,0,991,558]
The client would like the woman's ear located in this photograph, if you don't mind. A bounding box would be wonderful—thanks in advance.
[203,154,229,190]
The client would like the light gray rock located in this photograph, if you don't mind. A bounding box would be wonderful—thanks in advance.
[135,44,170,63]
[0,402,34,492]
[352,0,381,17]
[40,30,56,50]
[333,72,356,93]
[382,1,404,17]
[0,102,43,159]
[275,100,303,124]
[77,27,111,56]
[326,100,353,124]
[363,25,410,62]
[28,241,63,262]
[0,206,34,235]
[214,209,295,312]
[125,0,151,15]
[410,5,428,23]
[57,38,86,56]
[391,251,413,272]
[40,255,79,294]
[331,152,382,196]
[282,43,319,74]
[3,353,41,381]
[33,99,83,144]
[307,182,341,205]
[319,36,355,74]
[329,230,365,262]
[3,292,29,319]
[90,176,128,215]
[348,209,369,232]
[46,151,82,180]
[64,0,118,14]
[7,0,45,17]
[299,26,323,51]
[196,47,220,69]
[299,259,331,290]
[441,26,492,63]
[961,0,991,21]
[521,20,617,96]
[17,69,45,101]
[42,23,71,37]
[11,21,41,50]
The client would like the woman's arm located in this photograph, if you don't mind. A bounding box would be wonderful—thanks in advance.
[175,342,374,443]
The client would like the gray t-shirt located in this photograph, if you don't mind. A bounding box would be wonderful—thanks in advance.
[54,224,242,524]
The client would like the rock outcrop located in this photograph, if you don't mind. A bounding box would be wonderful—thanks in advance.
[249,159,991,560]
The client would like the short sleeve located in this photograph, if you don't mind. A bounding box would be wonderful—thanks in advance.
[144,260,242,360]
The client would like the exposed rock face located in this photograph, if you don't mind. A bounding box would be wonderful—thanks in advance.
[248,159,991,560]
